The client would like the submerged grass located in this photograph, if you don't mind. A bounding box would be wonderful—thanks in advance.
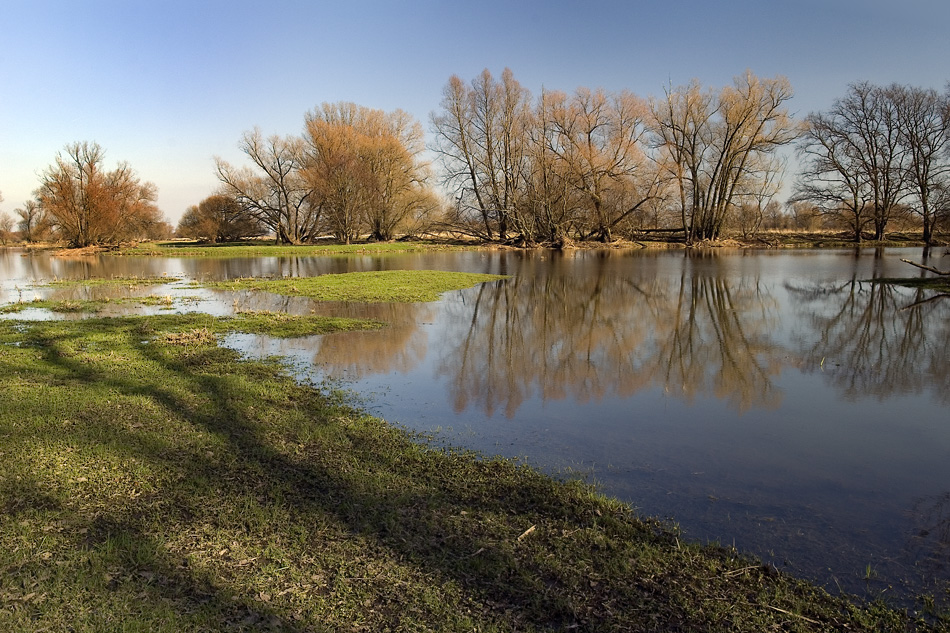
[0,299,106,314]
[0,295,202,315]
[202,270,507,303]
[0,314,945,632]
[41,276,182,287]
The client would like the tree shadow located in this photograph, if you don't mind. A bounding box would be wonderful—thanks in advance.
[8,317,688,631]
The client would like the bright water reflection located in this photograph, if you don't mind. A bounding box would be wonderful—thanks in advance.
[1,246,948,603]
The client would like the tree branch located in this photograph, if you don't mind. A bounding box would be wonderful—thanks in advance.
[900,258,950,276]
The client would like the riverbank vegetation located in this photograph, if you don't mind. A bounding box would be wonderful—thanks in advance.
[1,311,947,632]
[119,239,478,258]
[3,72,948,251]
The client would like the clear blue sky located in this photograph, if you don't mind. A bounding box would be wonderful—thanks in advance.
[2,0,948,224]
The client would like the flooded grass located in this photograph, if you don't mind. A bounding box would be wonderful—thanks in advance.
[201,270,508,303]
[0,299,106,315]
[1,314,945,632]
[41,276,182,287]
[0,295,204,315]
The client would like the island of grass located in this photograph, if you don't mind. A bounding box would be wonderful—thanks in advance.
[201,270,508,303]
[40,276,183,287]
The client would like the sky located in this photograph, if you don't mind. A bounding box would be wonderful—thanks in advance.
[2,0,949,225]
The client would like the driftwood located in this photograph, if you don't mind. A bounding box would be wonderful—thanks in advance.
[900,258,950,276]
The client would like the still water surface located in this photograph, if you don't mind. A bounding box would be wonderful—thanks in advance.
[2,246,948,603]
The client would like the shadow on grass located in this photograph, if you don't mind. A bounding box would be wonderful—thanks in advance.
[2,316,940,631]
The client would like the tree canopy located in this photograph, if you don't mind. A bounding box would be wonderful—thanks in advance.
[36,142,162,247]
[176,194,264,243]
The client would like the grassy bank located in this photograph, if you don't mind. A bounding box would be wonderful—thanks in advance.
[1,314,946,631]
[118,240,477,258]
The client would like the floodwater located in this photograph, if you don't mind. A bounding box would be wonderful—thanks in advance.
[2,246,949,604]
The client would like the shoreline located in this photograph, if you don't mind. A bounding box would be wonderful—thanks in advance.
[1,306,948,630]
[2,230,949,258]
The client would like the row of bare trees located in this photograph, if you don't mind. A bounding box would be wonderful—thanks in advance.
[6,74,948,247]
[431,69,798,244]
[208,103,437,244]
[793,82,950,243]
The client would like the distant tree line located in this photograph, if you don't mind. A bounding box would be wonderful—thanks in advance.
[2,72,948,247]
[431,69,950,245]
[793,82,950,243]
[432,69,797,245]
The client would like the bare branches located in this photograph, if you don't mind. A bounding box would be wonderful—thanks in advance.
[794,82,950,243]
[649,73,797,242]
[37,141,161,247]
[900,258,950,276]
[304,102,431,243]
[215,130,317,244]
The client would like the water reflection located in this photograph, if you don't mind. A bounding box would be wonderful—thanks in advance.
[314,303,434,378]
[908,492,950,584]
[788,274,950,404]
[2,247,949,604]
[436,254,784,418]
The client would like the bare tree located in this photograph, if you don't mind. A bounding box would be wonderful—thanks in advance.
[793,109,872,240]
[857,83,910,240]
[215,129,318,244]
[177,194,263,242]
[37,141,162,247]
[305,103,433,243]
[0,212,13,245]
[732,155,786,239]
[14,199,51,242]
[650,73,797,242]
[794,83,911,242]
[892,84,950,244]
[431,69,533,241]
[522,87,579,244]
[547,87,659,242]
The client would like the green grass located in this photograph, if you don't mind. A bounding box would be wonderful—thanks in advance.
[120,240,476,258]
[201,270,508,303]
[0,315,945,631]
[0,299,105,314]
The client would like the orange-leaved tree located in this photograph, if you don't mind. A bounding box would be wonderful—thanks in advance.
[37,141,161,247]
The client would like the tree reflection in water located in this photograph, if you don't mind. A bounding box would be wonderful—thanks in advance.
[436,252,784,418]
[786,257,950,404]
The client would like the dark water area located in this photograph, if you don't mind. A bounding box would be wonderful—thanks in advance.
[2,246,949,605]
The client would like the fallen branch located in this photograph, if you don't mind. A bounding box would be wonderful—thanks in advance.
[900,258,949,276]
[762,604,821,625]
[517,525,537,542]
